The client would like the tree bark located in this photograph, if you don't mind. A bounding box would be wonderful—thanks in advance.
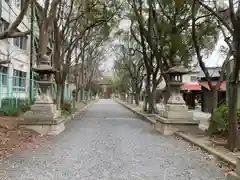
[228,82,238,151]
[148,87,156,114]
[56,83,62,110]
[60,83,65,104]
[144,73,151,112]
[210,87,218,113]
[134,92,140,105]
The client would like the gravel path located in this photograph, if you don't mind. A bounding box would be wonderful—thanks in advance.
[0,99,224,180]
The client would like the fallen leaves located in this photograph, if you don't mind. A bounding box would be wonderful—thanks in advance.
[173,134,235,176]
[0,117,46,160]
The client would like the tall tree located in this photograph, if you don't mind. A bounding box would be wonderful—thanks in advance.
[192,0,240,151]
[113,33,145,105]
[0,0,33,64]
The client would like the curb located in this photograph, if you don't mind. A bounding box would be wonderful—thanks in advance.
[175,131,236,167]
[115,98,237,167]
[114,98,155,125]
[65,100,97,123]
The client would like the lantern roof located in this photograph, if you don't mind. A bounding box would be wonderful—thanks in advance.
[32,64,55,73]
[165,65,190,75]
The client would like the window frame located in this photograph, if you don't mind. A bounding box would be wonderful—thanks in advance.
[0,65,8,86]
[13,34,28,50]
[15,0,21,8]
[13,69,27,92]
[0,18,9,32]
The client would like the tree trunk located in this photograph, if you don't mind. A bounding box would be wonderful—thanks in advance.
[75,89,79,102]
[60,83,65,104]
[228,82,238,151]
[210,87,218,113]
[134,93,140,105]
[208,87,219,137]
[56,83,62,110]
[163,75,171,104]
[148,88,156,114]
[163,86,171,104]
[79,87,83,101]
[144,74,151,112]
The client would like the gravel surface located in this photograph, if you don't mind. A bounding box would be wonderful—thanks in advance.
[0,99,225,180]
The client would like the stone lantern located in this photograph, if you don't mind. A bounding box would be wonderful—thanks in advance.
[166,65,189,105]
[20,54,64,135]
[154,57,199,135]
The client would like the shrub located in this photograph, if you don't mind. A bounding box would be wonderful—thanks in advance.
[20,103,31,113]
[1,107,21,117]
[209,104,240,135]
[1,98,28,109]
[61,102,72,114]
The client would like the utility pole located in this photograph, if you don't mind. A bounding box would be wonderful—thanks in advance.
[29,2,34,103]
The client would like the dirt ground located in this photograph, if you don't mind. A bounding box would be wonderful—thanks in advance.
[0,117,47,160]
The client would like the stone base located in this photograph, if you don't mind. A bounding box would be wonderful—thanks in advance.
[154,115,199,135]
[162,104,193,119]
[20,103,64,135]
[20,120,65,135]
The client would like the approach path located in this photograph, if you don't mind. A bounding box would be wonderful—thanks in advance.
[0,99,224,180]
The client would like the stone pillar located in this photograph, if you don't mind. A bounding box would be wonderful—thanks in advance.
[20,55,63,135]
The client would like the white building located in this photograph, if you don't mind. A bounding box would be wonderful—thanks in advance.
[0,0,32,104]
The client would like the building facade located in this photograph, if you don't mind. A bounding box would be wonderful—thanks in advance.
[0,0,34,106]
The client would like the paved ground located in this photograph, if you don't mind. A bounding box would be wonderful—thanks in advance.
[0,99,224,180]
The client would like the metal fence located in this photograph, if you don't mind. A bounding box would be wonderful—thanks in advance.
[0,72,74,108]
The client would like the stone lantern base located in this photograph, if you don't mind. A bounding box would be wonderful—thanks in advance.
[19,99,64,135]
[155,102,199,135]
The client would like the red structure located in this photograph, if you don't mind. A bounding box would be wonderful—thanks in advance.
[98,79,112,99]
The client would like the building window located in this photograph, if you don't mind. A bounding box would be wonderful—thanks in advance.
[0,66,8,86]
[190,76,198,82]
[13,35,28,49]
[0,18,9,32]
[13,69,26,91]
[15,0,21,8]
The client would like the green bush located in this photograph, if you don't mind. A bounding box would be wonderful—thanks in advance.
[1,107,21,117]
[20,103,31,113]
[209,104,240,135]
[61,102,72,114]
[1,98,28,109]
[0,97,35,117]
